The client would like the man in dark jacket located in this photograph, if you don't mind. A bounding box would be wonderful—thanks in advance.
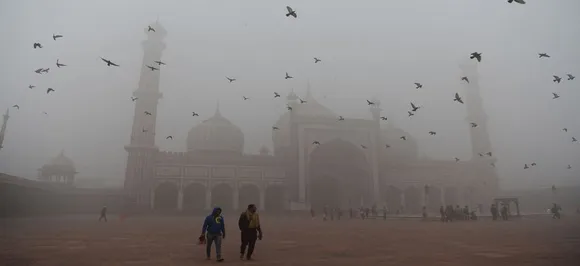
[201,207,226,262]
[238,204,262,260]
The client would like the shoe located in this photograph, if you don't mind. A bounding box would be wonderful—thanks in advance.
[217,258,224,262]
[240,254,244,260]
[206,257,211,260]
[246,256,252,261]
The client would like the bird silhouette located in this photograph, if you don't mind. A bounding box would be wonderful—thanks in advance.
[192,112,199,117]
[410,102,420,112]
[12,105,19,110]
[538,53,550,58]
[563,128,568,132]
[491,163,496,168]
[148,25,155,32]
[56,59,66,68]
[478,153,484,157]
[573,137,577,142]
[552,93,560,99]
[470,52,482,62]
[274,92,281,98]
[131,97,138,102]
[366,100,375,106]
[553,75,562,83]
[338,116,345,121]
[286,6,297,18]
[100,57,119,67]
[524,164,529,169]
[567,165,572,169]
[414,83,423,89]
[42,111,48,116]
[567,74,575,80]
[285,72,293,79]
[453,93,464,104]
[154,60,166,66]
[508,0,526,4]
[428,131,436,135]
[272,126,279,130]
[380,116,388,121]
[385,144,391,148]
[33,43,42,49]
[531,162,537,166]
[144,111,152,115]
[408,111,415,117]
[28,85,35,89]
[52,34,63,40]
[166,136,173,140]
[461,76,470,83]
[142,128,148,133]
[226,77,236,83]
[34,68,43,74]
[312,141,320,145]
[41,68,50,73]
[46,88,55,94]
[470,122,478,128]
[486,152,492,156]
[400,136,407,140]
[454,157,460,162]
[146,65,159,71]
[299,98,307,104]
[243,96,249,100]
[287,105,293,111]
[360,145,367,149]
[314,57,321,63]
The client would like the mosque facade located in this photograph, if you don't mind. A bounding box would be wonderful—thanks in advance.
[123,22,499,214]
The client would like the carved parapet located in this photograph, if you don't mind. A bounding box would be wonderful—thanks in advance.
[157,151,186,164]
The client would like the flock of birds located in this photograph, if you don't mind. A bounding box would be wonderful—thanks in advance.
[8,2,578,175]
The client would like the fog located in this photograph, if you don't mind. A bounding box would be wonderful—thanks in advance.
[0,0,578,190]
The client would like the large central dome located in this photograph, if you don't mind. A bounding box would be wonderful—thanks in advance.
[187,105,244,155]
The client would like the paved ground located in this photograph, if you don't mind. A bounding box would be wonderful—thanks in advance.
[1,214,579,266]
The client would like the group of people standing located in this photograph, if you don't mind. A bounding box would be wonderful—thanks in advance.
[439,205,478,222]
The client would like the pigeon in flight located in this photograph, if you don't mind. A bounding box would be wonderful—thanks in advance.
[192,112,199,117]
[453,93,464,104]
[286,6,297,18]
[360,145,367,149]
[28,85,35,89]
[56,59,66,68]
[470,52,482,62]
[486,152,492,156]
[338,116,345,121]
[12,105,19,110]
[410,102,420,112]
[461,76,470,83]
[508,0,526,4]
[100,57,120,67]
[408,111,415,117]
[400,136,407,140]
[274,92,281,98]
[553,75,562,83]
[491,163,496,168]
[287,105,293,111]
[166,136,173,140]
[33,43,42,49]
[285,72,293,79]
[414,83,423,89]
[299,98,307,104]
[567,165,572,169]
[53,34,63,41]
[538,53,550,58]
[243,96,249,100]
[479,153,484,157]
[454,157,460,162]
[380,116,388,121]
[573,137,577,142]
[428,131,437,135]
[470,122,478,128]
[312,141,320,145]
[226,77,236,83]
[567,74,575,80]
[563,128,568,132]
[142,128,148,133]
[46,88,55,94]
[314,57,321,63]
[366,100,375,106]
[41,68,50,73]
[131,97,138,102]
[524,164,529,169]
[552,93,560,99]
[146,65,159,71]
[154,61,166,66]
[385,144,391,148]
[34,68,44,74]
[144,111,152,115]
[42,111,48,116]
[272,126,279,130]
[148,25,155,32]
[531,162,537,166]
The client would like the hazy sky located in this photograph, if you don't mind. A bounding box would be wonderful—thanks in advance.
[0,0,579,190]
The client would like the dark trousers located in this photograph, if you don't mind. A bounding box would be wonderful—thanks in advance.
[240,229,258,258]
[99,214,107,222]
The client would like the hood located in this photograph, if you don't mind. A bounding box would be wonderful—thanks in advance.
[211,207,222,216]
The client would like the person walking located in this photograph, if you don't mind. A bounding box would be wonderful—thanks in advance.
[238,204,263,260]
[98,206,107,222]
[201,207,226,262]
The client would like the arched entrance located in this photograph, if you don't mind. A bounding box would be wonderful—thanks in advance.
[265,185,286,213]
[308,139,370,210]
[154,182,178,211]
[183,183,206,213]
[444,187,459,206]
[385,186,402,213]
[404,186,421,214]
[211,184,233,211]
[427,186,442,213]
[239,184,261,211]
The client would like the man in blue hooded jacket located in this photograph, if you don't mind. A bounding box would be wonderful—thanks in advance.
[201,207,226,262]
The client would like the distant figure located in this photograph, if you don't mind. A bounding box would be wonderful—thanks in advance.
[330,208,334,221]
[365,207,370,218]
[463,206,469,221]
[439,206,446,222]
[323,205,328,221]
[99,206,107,222]
[445,205,454,222]
[500,204,509,221]
[310,208,315,219]
[359,207,365,220]
[382,205,387,220]
[349,207,353,219]
[238,204,262,260]
[551,203,561,219]
[201,207,226,262]
[490,204,498,221]
[337,208,343,220]
[422,206,428,220]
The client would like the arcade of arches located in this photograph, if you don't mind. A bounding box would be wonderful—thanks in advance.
[151,182,287,213]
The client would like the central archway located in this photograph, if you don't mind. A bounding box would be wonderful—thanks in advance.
[308,139,370,210]
[154,182,178,211]
[211,183,233,212]
[265,185,286,213]
[239,184,261,211]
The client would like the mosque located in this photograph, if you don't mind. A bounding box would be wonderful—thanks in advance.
[122,22,499,214]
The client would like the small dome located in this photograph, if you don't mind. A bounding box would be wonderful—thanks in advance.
[48,150,76,169]
[187,105,244,155]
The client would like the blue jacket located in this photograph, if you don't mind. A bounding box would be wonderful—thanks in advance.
[202,207,225,235]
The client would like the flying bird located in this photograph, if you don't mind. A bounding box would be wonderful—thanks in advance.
[46,88,55,94]
[242,96,249,100]
[567,165,572,169]
[147,25,155,32]
[524,164,529,169]
[573,137,577,142]
[28,85,35,89]
[454,157,460,162]
[453,93,464,104]
[552,93,560,99]
[385,144,391,148]
[479,153,484,157]
[274,92,281,98]
[192,112,199,117]
[531,162,537,166]
[154,60,166,66]
[461,76,470,83]
[491,163,496,168]
[166,136,173,140]
[34,68,43,74]
[42,111,48,116]
[428,131,436,135]
[470,52,482,62]
[33,43,42,49]
[226,77,236,83]
[299,98,307,104]
[142,128,148,133]
[286,6,297,18]
[380,116,388,121]
[553,75,562,83]
[538,53,550,58]
[410,102,420,112]
[285,72,293,79]
[272,126,279,130]
[314,57,321,63]
[414,83,423,89]
[287,105,293,111]
[144,111,152,115]
[400,136,407,140]
[470,122,478,128]
[360,145,367,149]
[562,128,568,132]
[131,97,138,102]
[56,59,66,68]
[508,0,526,4]
[312,141,320,145]
[41,68,50,73]
[567,74,575,80]
[408,111,415,117]
[338,116,345,121]
[486,152,492,157]
[100,57,119,67]
[12,105,19,110]
[52,34,63,40]
[146,65,159,71]
[366,100,375,106]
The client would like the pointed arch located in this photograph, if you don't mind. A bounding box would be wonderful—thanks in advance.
[154,182,178,211]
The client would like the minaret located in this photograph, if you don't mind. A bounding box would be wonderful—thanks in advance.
[124,21,167,210]
[0,109,9,151]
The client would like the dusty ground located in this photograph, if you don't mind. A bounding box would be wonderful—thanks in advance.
[1,214,579,266]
